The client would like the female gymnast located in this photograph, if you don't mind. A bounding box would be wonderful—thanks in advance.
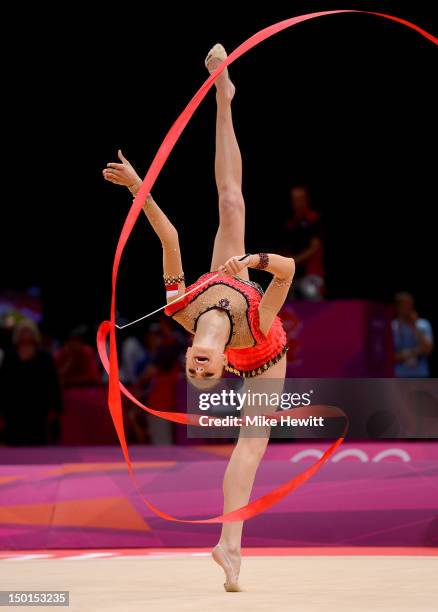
[103,44,295,592]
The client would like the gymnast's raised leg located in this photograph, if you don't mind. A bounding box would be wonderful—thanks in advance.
[206,44,249,282]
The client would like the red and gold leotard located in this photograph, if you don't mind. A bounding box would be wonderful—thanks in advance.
[164,272,288,377]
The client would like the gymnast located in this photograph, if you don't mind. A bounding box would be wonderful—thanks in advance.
[103,43,295,592]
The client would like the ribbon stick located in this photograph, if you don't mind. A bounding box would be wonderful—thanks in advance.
[98,11,437,523]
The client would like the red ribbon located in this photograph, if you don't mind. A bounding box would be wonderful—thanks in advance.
[97,321,347,522]
[97,11,437,523]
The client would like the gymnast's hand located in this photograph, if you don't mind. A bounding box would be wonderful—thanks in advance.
[218,254,251,277]
[102,150,142,193]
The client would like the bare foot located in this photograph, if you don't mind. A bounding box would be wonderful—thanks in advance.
[205,43,235,103]
[212,543,242,592]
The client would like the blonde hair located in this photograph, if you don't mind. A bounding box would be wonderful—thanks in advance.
[186,374,224,390]
[12,319,41,345]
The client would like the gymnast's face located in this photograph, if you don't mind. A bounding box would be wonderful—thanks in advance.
[185,344,226,380]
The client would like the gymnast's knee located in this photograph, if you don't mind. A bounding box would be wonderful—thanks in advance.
[218,186,245,219]
[236,436,268,464]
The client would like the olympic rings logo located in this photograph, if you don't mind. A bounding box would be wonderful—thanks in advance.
[290,448,411,463]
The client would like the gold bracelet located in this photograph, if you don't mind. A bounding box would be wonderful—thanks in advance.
[164,274,185,286]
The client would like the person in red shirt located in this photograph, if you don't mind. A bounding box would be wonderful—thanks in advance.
[55,325,101,387]
[283,185,325,299]
[134,318,184,444]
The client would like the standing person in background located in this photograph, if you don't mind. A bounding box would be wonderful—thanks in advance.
[0,319,62,445]
[55,325,101,387]
[282,185,325,299]
[134,317,184,445]
[392,292,434,378]
[120,334,147,385]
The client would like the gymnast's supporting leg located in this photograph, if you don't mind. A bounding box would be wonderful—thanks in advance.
[206,45,249,281]
[213,429,270,587]
[213,356,287,590]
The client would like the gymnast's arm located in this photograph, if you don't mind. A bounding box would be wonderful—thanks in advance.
[249,254,295,336]
[140,193,185,301]
[102,151,185,301]
[219,253,295,337]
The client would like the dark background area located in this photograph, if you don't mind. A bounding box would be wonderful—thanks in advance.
[2,2,437,365]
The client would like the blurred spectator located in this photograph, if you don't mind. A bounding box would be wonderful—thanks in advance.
[120,335,147,385]
[55,325,101,387]
[282,185,325,299]
[156,315,187,349]
[131,317,185,444]
[40,329,60,355]
[392,292,434,378]
[0,319,62,445]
